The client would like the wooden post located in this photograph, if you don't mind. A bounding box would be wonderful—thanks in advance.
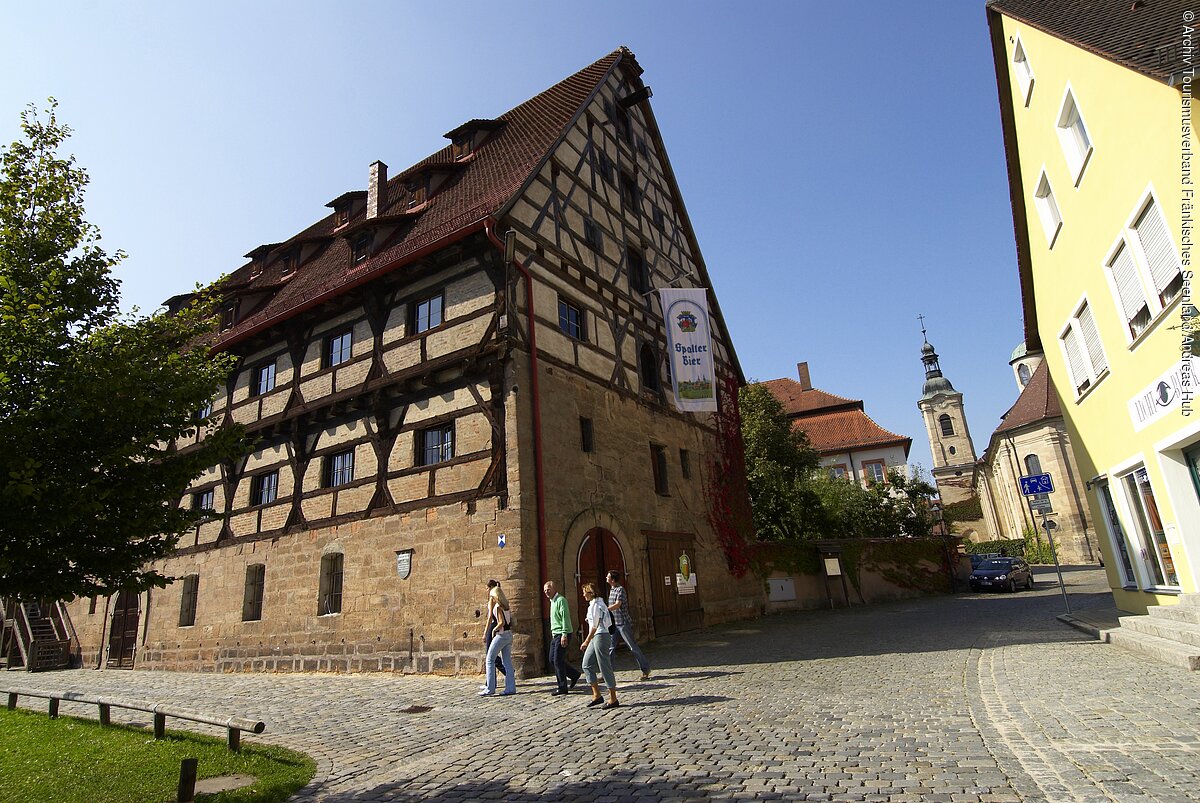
[98,703,110,726]
[227,727,241,751]
[48,698,58,719]
[177,758,198,803]
[154,712,166,739]
[6,693,15,710]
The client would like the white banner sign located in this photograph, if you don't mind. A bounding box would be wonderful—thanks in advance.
[658,287,717,412]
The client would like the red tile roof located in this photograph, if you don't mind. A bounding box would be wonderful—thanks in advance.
[988,0,1191,84]
[760,378,911,457]
[759,378,860,416]
[794,410,912,456]
[993,360,1061,436]
[215,48,628,348]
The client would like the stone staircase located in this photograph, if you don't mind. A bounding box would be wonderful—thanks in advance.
[1102,593,1200,670]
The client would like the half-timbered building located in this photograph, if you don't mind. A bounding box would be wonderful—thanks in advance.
[67,47,763,674]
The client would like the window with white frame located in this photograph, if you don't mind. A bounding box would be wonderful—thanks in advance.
[1033,172,1062,248]
[1013,37,1034,106]
[1059,298,1107,397]
[1105,193,1183,342]
[1055,89,1092,185]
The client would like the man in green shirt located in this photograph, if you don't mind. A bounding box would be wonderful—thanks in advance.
[544,580,581,695]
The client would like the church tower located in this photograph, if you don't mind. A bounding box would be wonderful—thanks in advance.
[916,327,979,508]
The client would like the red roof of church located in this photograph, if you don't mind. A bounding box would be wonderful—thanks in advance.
[993,360,1061,436]
[214,49,627,348]
[761,378,911,458]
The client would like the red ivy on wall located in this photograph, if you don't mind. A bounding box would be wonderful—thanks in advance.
[703,372,755,578]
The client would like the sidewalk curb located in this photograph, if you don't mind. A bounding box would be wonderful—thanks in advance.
[1057,613,1104,640]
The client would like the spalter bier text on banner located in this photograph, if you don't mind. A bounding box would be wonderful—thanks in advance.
[658,287,718,412]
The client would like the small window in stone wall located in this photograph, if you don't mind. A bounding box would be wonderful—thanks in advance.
[319,553,344,615]
[680,448,691,479]
[580,417,594,453]
[178,574,199,627]
[88,596,97,615]
[651,444,669,496]
[242,564,265,622]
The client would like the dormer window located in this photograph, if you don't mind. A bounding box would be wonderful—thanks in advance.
[451,135,472,160]
[351,233,373,265]
[334,205,351,228]
[407,179,427,209]
[220,303,237,331]
[442,119,503,163]
[280,248,298,276]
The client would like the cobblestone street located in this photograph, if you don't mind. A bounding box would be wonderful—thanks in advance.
[8,568,1200,802]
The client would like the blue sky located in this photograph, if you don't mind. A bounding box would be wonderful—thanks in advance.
[1,1,1025,473]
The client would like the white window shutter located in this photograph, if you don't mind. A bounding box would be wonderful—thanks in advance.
[1062,325,1088,393]
[1109,242,1148,323]
[1134,199,1181,295]
[1077,302,1107,375]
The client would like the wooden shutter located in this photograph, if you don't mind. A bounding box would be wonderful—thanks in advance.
[1077,302,1107,375]
[1134,199,1180,295]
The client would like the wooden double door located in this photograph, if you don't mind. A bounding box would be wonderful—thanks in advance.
[106,590,139,668]
[646,532,703,638]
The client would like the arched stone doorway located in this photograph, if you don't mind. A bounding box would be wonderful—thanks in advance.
[575,527,625,611]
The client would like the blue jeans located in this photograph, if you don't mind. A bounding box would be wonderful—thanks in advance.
[610,621,650,674]
[581,631,616,690]
[484,630,514,694]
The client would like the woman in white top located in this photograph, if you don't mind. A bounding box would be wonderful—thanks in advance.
[579,582,619,709]
[480,583,515,696]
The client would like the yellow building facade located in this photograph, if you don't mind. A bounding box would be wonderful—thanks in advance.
[989,0,1195,613]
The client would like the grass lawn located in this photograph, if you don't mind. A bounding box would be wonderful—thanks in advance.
[0,707,315,803]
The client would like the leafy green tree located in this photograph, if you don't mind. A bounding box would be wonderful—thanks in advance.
[740,383,938,541]
[738,383,823,539]
[0,101,247,600]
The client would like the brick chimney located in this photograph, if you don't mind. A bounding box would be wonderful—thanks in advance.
[797,362,812,391]
[367,160,388,219]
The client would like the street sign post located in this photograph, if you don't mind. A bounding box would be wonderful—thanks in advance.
[1017,472,1069,613]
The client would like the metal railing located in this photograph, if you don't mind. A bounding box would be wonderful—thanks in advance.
[4,687,266,751]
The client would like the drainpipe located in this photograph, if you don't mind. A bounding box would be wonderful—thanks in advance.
[483,219,549,628]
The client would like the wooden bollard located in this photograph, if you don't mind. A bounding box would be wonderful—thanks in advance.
[98,703,110,726]
[154,712,166,739]
[177,758,197,803]
[48,698,58,719]
[6,693,15,710]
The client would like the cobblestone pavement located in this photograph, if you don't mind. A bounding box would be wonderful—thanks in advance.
[7,568,1200,802]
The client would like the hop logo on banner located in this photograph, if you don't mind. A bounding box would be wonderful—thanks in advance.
[676,311,698,333]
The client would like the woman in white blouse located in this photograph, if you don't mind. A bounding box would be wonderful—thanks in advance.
[579,582,619,709]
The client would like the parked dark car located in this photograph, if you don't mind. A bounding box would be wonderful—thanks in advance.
[969,552,1000,569]
[969,557,1033,592]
